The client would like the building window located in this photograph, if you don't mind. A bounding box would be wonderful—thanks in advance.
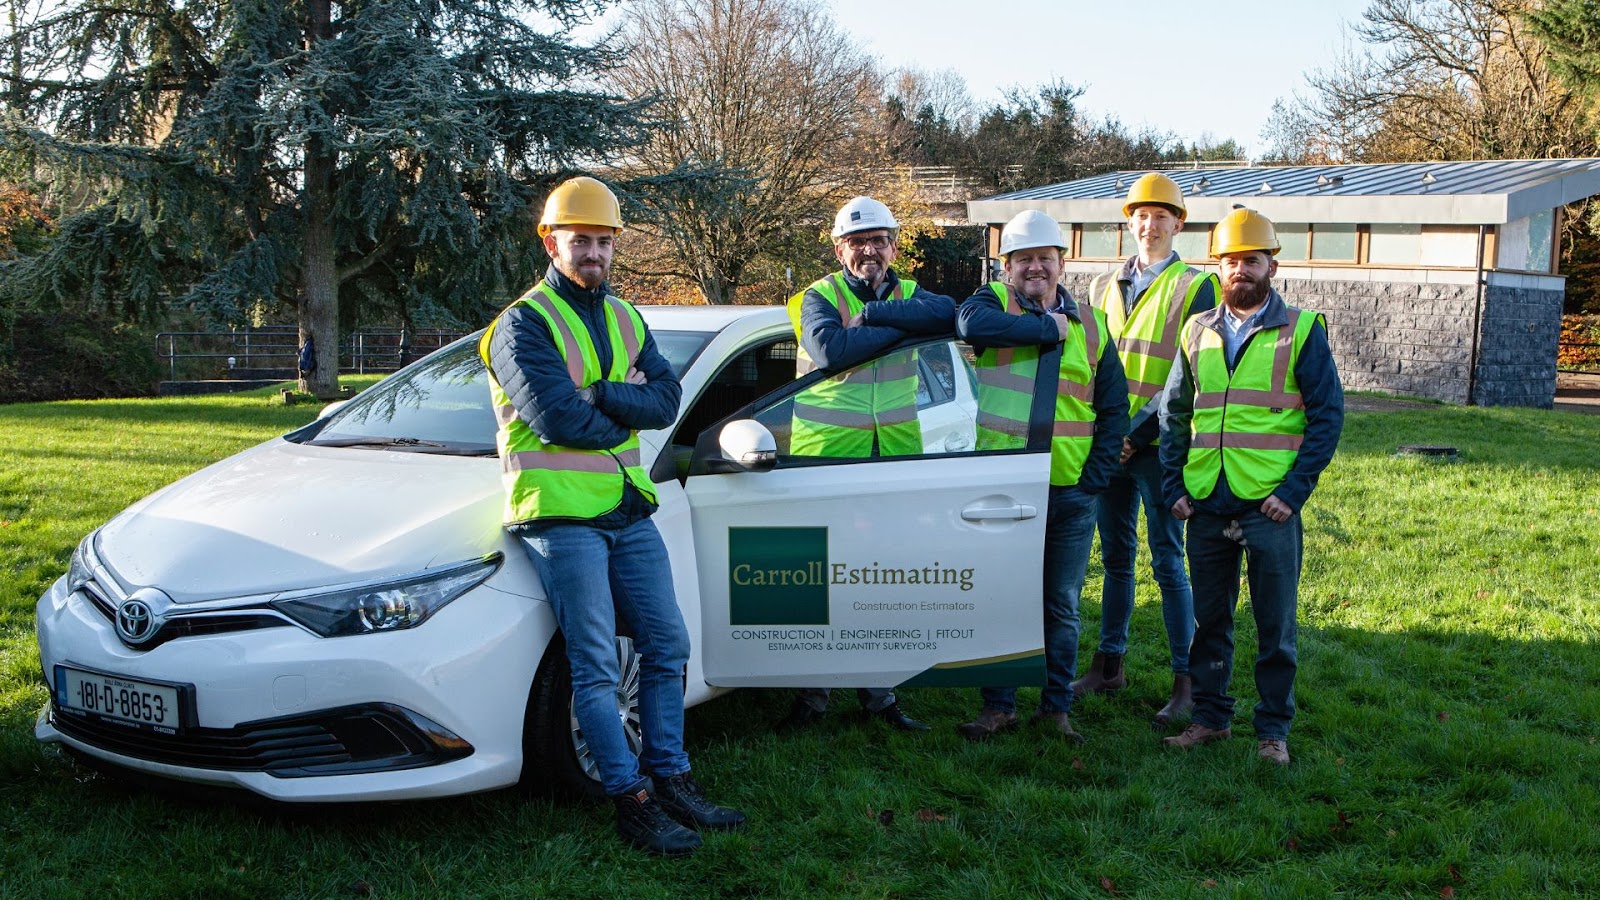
[1311,223,1358,262]
[1499,209,1555,273]
[1174,226,1212,261]
[1079,223,1121,258]
[1276,223,1310,262]
[1368,223,1422,265]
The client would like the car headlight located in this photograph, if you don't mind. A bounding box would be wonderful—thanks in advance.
[270,554,501,638]
[66,532,98,595]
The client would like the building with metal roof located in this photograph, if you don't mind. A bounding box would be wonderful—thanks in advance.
[966,159,1600,407]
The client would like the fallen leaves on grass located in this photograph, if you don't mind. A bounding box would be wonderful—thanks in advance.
[1440,887,1455,899]
[915,808,947,823]
[1331,811,1352,832]
[868,807,894,826]
[1071,757,1086,770]
[1202,879,1219,888]
[1436,711,1450,722]
[1286,838,1300,852]
[1099,876,1122,896]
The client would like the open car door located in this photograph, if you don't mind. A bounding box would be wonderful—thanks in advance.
[685,336,1058,688]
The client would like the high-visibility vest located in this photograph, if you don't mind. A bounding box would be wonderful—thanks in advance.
[478,281,655,524]
[1090,261,1214,427]
[1180,307,1322,501]
[971,282,1108,487]
[785,273,922,457]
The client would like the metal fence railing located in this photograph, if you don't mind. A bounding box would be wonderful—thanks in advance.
[155,327,470,382]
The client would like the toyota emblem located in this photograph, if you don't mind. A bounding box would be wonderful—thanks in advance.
[115,587,172,646]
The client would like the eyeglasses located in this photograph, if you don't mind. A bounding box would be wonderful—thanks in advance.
[843,234,893,251]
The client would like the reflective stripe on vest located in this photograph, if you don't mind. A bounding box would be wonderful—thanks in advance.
[971,282,1106,486]
[479,282,655,523]
[1090,263,1210,416]
[786,274,923,457]
[1180,307,1321,501]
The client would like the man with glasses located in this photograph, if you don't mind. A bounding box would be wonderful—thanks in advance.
[775,195,955,733]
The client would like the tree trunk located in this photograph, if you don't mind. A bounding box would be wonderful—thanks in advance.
[699,270,736,305]
[298,0,339,399]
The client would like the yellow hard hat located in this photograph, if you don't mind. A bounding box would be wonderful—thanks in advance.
[1122,173,1186,220]
[538,176,624,237]
[1210,207,1280,257]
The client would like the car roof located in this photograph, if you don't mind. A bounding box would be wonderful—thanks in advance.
[638,304,788,333]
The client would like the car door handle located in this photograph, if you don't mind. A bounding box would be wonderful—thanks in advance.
[961,503,1037,521]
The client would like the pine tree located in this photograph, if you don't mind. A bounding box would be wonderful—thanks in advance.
[1,0,645,396]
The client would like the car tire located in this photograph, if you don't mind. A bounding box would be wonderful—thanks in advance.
[523,634,642,800]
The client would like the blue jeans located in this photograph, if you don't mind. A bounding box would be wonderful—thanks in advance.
[982,485,1098,715]
[1095,449,1194,673]
[519,517,691,795]
[1185,508,1302,741]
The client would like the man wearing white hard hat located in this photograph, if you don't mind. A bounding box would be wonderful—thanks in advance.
[775,195,956,733]
[954,209,1129,742]
[1074,173,1219,729]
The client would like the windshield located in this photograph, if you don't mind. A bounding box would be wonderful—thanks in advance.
[302,339,499,454]
[296,328,715,453]
[653,330,714,376]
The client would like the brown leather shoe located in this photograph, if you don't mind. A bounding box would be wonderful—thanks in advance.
[956,707,1018,741]
[1257,739,1290,765]
[1030,709,1086,744]
[1151,674,1194,729]
[1069,652,1126,696]
[1162,722,1232,749]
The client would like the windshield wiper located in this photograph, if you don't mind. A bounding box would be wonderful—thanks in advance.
[310,436,450,449]
[306,436,498,457]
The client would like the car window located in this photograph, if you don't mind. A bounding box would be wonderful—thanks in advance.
[303,339,499,452]
[653,330,715,377]
[736,338,999,465]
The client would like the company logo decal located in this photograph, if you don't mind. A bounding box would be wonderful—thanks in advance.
[729,527,829,626]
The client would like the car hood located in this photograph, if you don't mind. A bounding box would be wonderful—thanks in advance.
[97,439,507,604]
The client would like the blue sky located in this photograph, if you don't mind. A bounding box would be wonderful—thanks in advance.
[824,0,1375,154]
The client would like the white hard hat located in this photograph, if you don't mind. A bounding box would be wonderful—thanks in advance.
[832,196,899,239]
[999,210,1066,257]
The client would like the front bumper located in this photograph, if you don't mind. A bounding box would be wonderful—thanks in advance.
[35,574,557,802]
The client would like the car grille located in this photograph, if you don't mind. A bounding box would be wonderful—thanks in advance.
[51,702,472,777]
[81,576,294,648]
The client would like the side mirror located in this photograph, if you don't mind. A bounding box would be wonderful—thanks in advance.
[717,419,777,473]
[316,400,347,421]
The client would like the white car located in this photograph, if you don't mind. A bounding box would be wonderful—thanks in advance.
[36,304,1064,803]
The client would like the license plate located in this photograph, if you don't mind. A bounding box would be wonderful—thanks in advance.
[55,666,186,732]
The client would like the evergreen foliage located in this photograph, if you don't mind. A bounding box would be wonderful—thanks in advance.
[0,0,647,395]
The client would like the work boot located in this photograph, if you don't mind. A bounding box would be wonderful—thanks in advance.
[1069,652,1126,696]
[872,702,930,732]
[613,782,702,856]
[774,696,825,733]
[1151,674,1194,729]
[655,773,747,831]
[956,707,1019,741]
[1030,709,1087,744]
[1257,739,1290,766]
[1162,722,1232,749]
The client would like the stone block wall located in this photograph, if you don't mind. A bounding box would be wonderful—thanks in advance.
[1472,282,1563,408]
[1055,263,1562,407]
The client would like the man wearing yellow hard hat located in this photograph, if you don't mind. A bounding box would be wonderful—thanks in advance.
[954,209,1129,743]
[1075,173,1218,728]
[1157,207,1344,766]
[480,176,744,854]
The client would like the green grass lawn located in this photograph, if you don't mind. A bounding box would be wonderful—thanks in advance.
[1,387,1597,898]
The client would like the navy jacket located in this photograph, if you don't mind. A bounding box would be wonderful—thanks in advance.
[485,265,682,528]
[1106,254,1218,449]
[958,283,1130,495]
[1158,289,1344,516]
[797,269,956,371]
